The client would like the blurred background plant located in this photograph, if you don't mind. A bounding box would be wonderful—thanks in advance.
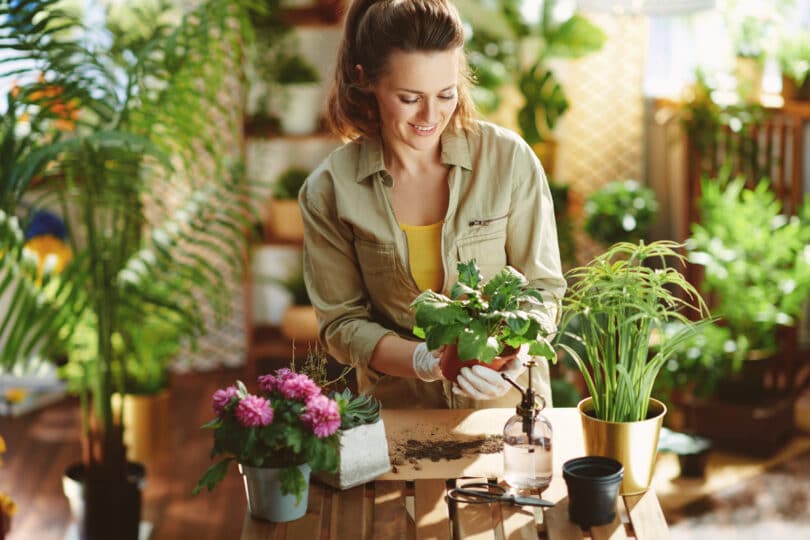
[686,173,810,367]
[457,0,606,145]
[583,179,659,246]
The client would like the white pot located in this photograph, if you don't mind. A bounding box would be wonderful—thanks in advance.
[240,463,310,523]
[277,83,322,135]
[314,419,391,490]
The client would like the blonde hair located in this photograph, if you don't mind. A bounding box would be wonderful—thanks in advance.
[327,0,477,141]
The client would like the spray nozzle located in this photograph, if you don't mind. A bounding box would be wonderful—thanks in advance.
[501,360,544,437]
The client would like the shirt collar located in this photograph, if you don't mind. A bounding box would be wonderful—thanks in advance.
[354,128,473,184]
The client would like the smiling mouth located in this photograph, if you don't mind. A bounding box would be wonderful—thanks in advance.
[410,123,437,135]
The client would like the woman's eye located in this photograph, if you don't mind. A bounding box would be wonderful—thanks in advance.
[439,94,456,101]
[399,96,419,104]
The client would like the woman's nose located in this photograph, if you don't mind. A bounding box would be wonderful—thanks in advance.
[418,99,437,123]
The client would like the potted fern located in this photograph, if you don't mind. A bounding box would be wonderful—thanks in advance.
[1,2,264,538]
[558,241,708,494]
[268,167,309,241]
[411,260,556,383]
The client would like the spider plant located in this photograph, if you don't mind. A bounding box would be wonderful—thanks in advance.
[558,241,709,423]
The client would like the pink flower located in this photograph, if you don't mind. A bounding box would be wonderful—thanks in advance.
[257,374,276,393]
[277,373,321,401]
[300,394,340,438]
[212,386,238,416]
[235,395,274,427]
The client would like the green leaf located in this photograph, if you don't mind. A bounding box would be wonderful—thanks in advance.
[545,15,607,59]
[280,466,308,506]
[192,458,233,495]
[456,260,481,289]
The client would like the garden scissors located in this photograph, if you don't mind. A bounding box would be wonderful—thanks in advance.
[446,482,554,508]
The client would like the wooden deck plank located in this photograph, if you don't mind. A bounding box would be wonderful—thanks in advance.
[542,497,583,540]
[240,511,282,540]
[413,479,451,540]
[329,484,371,540]
[286,482,325,540]
[499,504,538,540]
[624,491,670,540]
[372,481,409,540]
[590,513,628,540]
[453,478,497,540]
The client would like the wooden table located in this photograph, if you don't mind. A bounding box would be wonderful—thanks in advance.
[241,408,670,539]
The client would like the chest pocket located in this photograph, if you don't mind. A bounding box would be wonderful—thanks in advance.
[456,217,508,282]
[354,238,401,300]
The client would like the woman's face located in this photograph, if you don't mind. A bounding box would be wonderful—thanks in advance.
[371,48,460,153]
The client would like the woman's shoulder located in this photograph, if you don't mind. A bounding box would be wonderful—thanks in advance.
[300,139,364,208]
[468,120,529,147]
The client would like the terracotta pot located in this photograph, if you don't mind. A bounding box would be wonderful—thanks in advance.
[266,198,304,241]
[280,305,319,342]
[439,343,516,383]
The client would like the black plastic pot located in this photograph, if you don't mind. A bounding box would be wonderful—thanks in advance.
[562,456,624,528]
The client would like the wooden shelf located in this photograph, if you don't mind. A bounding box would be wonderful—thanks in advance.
[243,117,334,140]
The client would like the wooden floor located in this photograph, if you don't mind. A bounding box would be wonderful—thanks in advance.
[1,368,250,540]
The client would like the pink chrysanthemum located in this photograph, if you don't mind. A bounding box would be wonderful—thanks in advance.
[300,394,340,438]
[212,385,238,416]
[257,374,276,393]
[235,395,274,427]
[274,368,294,381]
[277,373,321,401]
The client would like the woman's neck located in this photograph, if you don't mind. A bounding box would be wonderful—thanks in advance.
[382,138,442,178]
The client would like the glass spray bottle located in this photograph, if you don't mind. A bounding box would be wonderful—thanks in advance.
[501,360,553,491]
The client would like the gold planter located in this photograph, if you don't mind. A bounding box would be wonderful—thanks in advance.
[112,389,171,464]
[577,397,666,495]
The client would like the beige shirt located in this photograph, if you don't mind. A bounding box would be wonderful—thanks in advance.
[299,120,566,409]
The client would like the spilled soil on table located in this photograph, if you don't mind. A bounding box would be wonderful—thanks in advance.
[388,419,503,468]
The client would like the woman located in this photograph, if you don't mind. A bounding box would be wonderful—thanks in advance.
[300,0,566,409]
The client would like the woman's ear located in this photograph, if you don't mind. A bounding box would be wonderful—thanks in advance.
[354,64,365,84]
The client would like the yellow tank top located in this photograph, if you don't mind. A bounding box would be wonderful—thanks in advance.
[400,221,444,292]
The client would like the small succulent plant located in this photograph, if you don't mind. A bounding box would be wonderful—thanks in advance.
[330,389,381,430]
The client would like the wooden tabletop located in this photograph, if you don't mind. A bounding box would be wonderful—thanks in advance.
[241,408,671,539]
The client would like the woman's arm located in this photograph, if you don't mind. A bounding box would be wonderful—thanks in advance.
[368,334,420,377]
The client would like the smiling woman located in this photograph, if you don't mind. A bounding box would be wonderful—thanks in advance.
[300,0,566,411]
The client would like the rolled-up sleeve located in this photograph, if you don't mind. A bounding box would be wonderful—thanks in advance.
[506,143,567,326]
[299,171,395,374]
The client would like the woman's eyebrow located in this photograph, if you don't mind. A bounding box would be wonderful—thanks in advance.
[396,85,457,94]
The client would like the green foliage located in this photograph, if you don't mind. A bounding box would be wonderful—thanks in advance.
[194,372,340,499]
[680,71,769,178]
[281,272,310,306]
[686,174,810,363]
[458,0,606,144]
[559,241,709,423]
[653,321,733,407]
[0,0,267,473]
[549,181,576,267]
[776,32,810,87]
[330,389,381,429]
[411,260,556,364]
[273,53,319,85]
[583,180,659,246]
[273,168,309,199]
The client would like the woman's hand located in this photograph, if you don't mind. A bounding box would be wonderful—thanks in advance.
[452,348,529,400]
[412,342,443,381]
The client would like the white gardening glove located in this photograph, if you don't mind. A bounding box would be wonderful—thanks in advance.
[453,347,529,400]
[412,342,442,382]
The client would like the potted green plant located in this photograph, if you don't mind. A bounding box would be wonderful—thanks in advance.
[558,241,708,494]
[268,167,309,241]
[776,32,810,101]
[1,2,263,538]
[410,260,556,382]
[583,179,659,246]
[260,40,321,135]
[193,369,341,522]
[279,271,319,343]
[684,174,810,454]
